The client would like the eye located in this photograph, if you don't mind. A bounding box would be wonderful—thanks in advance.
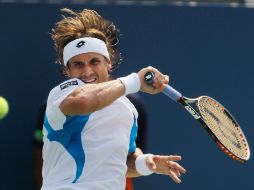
[90,58,101,65]
[73,61,84,69]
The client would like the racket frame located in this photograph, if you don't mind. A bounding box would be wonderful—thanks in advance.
[178,96,250,163]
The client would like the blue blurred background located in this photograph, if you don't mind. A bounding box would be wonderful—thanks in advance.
[0,1,254,190]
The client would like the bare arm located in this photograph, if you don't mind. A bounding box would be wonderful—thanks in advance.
[60,79,125,115]
[126,148,143,177]
[60,66,169,115]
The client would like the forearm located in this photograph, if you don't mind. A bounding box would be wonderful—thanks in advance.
[126,148,143,177]
[61,79,125,115]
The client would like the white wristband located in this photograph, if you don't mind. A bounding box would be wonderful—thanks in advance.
[118,73,141,96]
[135,154,154,176]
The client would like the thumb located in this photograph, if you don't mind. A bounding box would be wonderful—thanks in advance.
[146,155,157,171]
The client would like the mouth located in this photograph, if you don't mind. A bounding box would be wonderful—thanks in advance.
[82,78,97,84]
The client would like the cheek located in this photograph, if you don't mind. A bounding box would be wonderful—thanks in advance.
[68,69,81,78]
[98,67,110,81]
[102,69,109,77]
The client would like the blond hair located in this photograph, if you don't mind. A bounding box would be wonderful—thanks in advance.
[51,8,121,70]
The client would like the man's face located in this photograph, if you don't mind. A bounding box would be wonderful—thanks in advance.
[66,52,112,84]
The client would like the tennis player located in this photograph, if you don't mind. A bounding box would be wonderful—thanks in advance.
[41,8,186,190]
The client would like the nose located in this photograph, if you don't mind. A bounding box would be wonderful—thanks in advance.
[81,64,93,77]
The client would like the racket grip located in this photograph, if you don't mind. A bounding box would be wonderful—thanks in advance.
[162,85,182,102]
[144,72,183,102]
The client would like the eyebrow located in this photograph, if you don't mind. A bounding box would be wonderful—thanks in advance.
[90,57,100,61]
[70,55,103,65]
[73,61,84,64]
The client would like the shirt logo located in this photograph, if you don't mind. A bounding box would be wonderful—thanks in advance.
[60,80,78,90]
[76,41,85,48]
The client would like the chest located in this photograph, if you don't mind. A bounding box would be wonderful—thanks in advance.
[81,97,137,150]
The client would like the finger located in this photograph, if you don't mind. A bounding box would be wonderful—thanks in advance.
[172,168,181,177]
[152,77,163,89]
[146,68,166,88]
[157,75,169,91]
[146,155,157,171]
[168,169,182,184]
[153,155,182,163]
[154,74,166,88]
[159,75,169,89]
[147,66,158,72]
[167,155,182,161]
[164,75,170,84]
[167,161,186,174]
[152,155,181,163]
[158,74,168,83]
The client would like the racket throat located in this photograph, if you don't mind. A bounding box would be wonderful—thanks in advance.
[184,106,201,120]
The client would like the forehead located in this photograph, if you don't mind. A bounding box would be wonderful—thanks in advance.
[69,52,105,62]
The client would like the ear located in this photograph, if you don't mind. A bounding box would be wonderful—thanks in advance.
[62,66,71,77]
[106,59,112,72]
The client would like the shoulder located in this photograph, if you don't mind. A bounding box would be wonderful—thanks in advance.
[47,78,84,107]
[50,78,84,96]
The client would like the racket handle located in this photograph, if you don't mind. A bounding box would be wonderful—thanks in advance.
[144,72,183,102]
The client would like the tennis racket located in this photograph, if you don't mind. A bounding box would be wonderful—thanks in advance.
[144,72,250,162]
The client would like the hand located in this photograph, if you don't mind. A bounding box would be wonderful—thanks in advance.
[146,155,186,183]
[137,66,169,94]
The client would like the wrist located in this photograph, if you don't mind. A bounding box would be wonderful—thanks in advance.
[118,73,141,96]
[135,154,154,176]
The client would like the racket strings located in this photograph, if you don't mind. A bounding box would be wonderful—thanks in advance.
[198,97,249,160]
[203,107,240,147]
